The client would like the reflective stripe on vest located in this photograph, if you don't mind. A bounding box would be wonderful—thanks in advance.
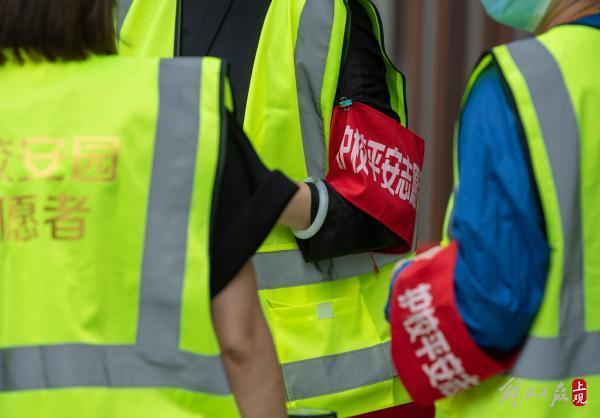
[0,59,230,396]
[117,0,133,34]
[295,0,333,178]
[500,38,599,380]
[282,341,395,401]
[253,250,399,290]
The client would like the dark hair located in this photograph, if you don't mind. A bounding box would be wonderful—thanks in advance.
[0,0,117,65]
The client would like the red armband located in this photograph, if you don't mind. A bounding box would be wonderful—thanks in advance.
[325,102,425,254]
[389,242,517,405]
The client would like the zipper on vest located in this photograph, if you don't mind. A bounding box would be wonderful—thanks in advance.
[174,0,183,56]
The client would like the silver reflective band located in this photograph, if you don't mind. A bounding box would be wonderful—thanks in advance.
[502,38,594,379]
[295,0,335,179]
[282,342,395,401]
[253,250,400,290]
[0,59,231,396]
[510,332,600,380]
[0,345,229,395]
[137,58,203,351]
[117,0,133,34]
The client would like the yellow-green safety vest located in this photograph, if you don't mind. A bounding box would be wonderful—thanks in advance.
[119,1,412,415]
[0,54,239,418]
[439,23,600,418]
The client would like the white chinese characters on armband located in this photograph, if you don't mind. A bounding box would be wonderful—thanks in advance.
[397,283,480,397]
[335,125,421,209]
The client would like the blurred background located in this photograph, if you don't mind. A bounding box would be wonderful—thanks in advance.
[372,0,527,243]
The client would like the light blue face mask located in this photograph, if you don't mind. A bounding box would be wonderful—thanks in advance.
[481,0,552,32]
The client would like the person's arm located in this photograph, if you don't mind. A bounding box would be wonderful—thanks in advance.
[449,65,550,352]
[279,182,312,231]
[283,0,409,261]
[387,64,550,403]
[211,112,298,297]
[211,261,287,418]
[209,112,298,416]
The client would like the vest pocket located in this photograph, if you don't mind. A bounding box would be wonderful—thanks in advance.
[266,292,382,363]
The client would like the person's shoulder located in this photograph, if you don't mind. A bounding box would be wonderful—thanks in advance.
[465,63,506,111]
[460,62,518,150]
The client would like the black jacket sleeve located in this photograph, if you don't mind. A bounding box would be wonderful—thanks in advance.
[296,0,405,262]
[296,182,402,262]
[211,112,298,297]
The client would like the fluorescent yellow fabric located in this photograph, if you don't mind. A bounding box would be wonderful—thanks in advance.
[119,0,177,57]
[0,389,238,418]
[0,55,157,348]
[0,55,239,417]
